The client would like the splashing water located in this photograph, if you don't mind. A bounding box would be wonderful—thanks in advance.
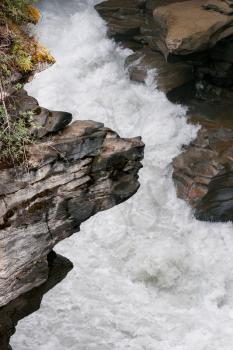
[12,1,233,349]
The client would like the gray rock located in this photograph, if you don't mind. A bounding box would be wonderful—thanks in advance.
[30,108,72,138]
[0,252,73,350]
[0,117,144,307]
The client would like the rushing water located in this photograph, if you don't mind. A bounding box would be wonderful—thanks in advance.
[12,1,233,349]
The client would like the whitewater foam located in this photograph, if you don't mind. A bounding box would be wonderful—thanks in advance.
[12,1,233,349]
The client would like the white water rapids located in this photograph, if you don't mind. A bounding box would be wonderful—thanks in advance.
[12,1,233,349]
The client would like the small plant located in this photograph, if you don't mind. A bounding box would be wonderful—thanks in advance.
[2,0,39,24]
[0,0,55,166]
[11,36,33,72]
[0,105,34,163]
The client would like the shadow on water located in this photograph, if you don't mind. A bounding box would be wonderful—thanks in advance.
[0,252,73,350]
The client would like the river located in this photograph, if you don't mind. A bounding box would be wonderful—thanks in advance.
[12,1,233,349]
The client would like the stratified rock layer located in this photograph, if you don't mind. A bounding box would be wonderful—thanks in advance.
[0,93,144,307]
[173,121,233,221]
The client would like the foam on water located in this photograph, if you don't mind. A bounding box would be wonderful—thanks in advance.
[12,1,233,349]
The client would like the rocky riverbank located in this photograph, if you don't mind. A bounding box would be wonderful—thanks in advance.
[96,0,233,222]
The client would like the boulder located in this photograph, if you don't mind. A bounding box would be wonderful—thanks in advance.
[31,108,72,138]
[125,48,193,92]
[173,121,233,221]
[95,0,146,40]
[6,90,72,138]
[152,0,233,57]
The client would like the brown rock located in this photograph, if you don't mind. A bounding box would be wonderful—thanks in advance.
[146,0,190,13]
[173,123,233,221]
[152,0,233,57]
[125,48,193,92]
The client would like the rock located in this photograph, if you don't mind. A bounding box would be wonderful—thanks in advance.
[125,48,193,93]
[0,252,73,350]
[96,0,146,12]
[146,0,190,13]
[210,37,233,63]
[0,111,144,307]
[203,0,233,15]
[96,0,233,223]
[95,0,146,40]
[173,122,233,221]
[152,0,233,57]
[6,90,72,138]
[31,108,73,138]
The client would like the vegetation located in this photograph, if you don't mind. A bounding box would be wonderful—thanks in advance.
[2,0,40,24]
[0,0,54,165]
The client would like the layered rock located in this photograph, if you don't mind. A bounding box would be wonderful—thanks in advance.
[0,91,144,307]
[173,121,233,221]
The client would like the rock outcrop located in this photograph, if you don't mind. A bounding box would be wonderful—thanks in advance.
[96,0,233,222]
[125,48,193,93]
[0,251,73,350]
[173,120,233,221]
[0,2,144,308]
[0,91,144,307]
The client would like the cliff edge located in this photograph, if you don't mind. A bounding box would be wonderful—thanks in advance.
[0,1,144,307]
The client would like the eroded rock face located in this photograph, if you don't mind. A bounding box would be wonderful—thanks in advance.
[125,48,193,93]
[0,93,144,307]
[95,0,146,41]
[96,0,233,99]
[173,122,233,221]
[96,0,194,94]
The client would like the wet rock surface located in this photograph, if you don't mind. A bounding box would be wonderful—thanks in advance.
[173,121,233,221]
[125,48,193,93]
[0,91,144,307]
[96,0,233,222]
